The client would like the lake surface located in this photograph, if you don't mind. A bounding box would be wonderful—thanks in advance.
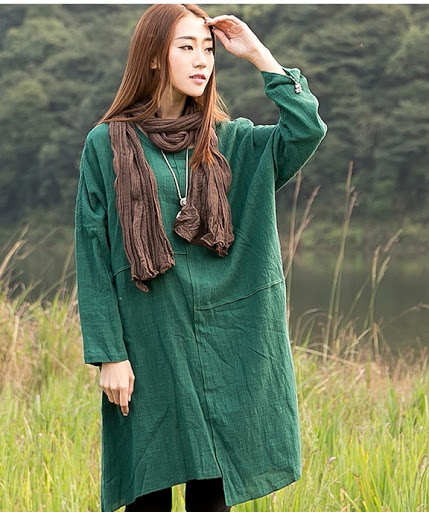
[287,251,429,353]
[6,242,429,354]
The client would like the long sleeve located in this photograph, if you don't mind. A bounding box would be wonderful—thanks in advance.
[262,67,327,189]
[217,67,327,191]
[75,134,128,365]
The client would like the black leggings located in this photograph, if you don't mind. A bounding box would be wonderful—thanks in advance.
[125,478,230,512]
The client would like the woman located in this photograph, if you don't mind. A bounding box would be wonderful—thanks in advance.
[75,4,326,512]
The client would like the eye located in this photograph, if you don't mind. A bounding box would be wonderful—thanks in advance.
[205,47,214,53]
[180,45,193,51]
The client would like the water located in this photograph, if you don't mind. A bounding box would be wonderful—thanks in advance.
[5,240,429,353]
[287,251,429,353]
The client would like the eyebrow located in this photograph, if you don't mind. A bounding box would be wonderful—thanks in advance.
[175,35,213,42]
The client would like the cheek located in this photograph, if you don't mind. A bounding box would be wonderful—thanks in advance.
[169,49,185,69]
[207,55,215,74]
[168,51,176,69]
[168,53,184,84]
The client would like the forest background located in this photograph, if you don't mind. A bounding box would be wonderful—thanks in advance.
[1,3,429,308]
[1,5,429,510]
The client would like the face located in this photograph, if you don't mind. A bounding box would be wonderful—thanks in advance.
[167,15,215,101]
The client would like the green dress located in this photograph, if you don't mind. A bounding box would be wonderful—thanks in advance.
[75,68,327,512]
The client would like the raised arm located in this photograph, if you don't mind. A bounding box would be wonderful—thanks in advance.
[208,15,326,189]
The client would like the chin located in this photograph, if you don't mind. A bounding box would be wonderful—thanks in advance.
[188,92,205,98]
[181,87,207,98]
[177,84,208,98]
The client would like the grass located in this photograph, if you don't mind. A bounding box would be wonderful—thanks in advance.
[0,290,427,511]
[0,168,428,511]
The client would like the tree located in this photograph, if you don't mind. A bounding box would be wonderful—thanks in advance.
[1,4,429,228]
[373,24,429,217]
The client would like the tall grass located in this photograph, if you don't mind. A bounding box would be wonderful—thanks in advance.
[0,286,427,511]
[0,169,428,511]
[283,164,422,366]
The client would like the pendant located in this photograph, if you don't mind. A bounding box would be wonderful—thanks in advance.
[294,83,302,94]
[180,198,187,207]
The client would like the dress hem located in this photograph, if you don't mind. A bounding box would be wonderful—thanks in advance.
[224,471,302,507]
[103,471,301,512]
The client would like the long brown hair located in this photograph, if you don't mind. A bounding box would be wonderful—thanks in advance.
[99,4,229,167]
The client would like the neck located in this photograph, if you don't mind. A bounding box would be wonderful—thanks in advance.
[159,89,187,119]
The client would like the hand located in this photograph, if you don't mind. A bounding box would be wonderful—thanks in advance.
[206,15,265,60]
[100,360,135,416]
[206,15,285,74]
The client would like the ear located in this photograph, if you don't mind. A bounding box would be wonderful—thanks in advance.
[150,58,158,69]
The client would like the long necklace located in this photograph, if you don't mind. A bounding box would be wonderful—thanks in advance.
[161,149,189,216]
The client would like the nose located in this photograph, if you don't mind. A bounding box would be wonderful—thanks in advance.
[193,48,208,68]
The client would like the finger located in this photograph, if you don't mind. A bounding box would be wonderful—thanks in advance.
[100,378,112,399]
[206,14,241,26]
[120,387,130,416]
[212,27,231,47]
[208,20,236,33]
[115,389,124,406]
[211,16,245,33]
[103,388,115,404]
[128,373,135,401]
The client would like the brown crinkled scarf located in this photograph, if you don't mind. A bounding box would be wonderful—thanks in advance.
[109,104,234,292]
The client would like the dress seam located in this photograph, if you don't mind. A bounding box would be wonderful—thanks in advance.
[186,250,224,481]
[112,264,131,277]
[195,277,284,311]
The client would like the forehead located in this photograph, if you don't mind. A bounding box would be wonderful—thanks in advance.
[172,14,212,40]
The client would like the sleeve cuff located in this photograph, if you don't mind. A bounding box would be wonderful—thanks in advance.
[261,67,303,93]
[84,352,129,366]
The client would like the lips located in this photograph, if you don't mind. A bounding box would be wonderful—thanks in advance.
[190,74,206,80]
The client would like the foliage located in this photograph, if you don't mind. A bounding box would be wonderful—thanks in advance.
[0,4,429,227]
